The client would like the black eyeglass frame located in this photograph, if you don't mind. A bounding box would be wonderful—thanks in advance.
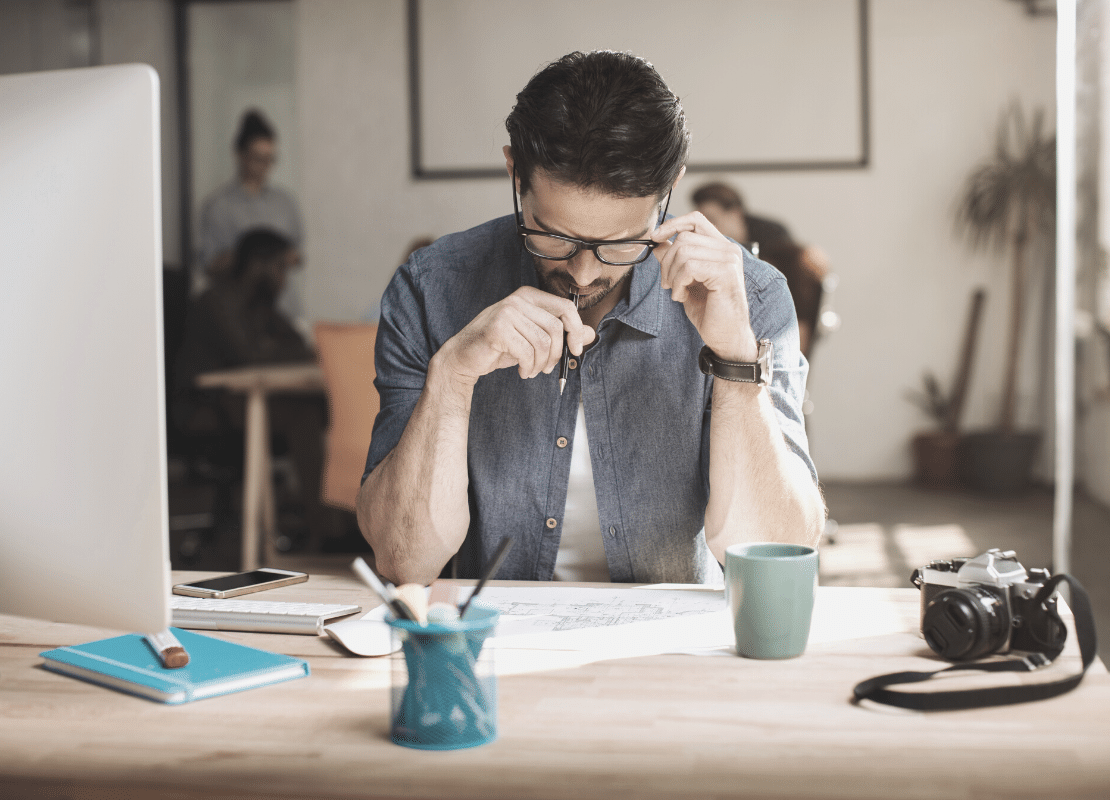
[511,171,672,266]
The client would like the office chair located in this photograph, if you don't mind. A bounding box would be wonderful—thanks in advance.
[314,322,379,512]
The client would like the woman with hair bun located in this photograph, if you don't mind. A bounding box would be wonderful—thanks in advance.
[195,108,305,330]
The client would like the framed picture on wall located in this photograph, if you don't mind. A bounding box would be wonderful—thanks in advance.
[407,0,870,179]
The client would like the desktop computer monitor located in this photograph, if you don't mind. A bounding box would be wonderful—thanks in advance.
[0,64,171,634]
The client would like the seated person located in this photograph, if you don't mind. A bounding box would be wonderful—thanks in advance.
[691,181,793,253]
[756,241,829,359]
[174,228,332,548]
[691,183,828,358]
[356,51,824,586]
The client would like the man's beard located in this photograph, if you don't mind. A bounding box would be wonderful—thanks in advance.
[533,257,633,311]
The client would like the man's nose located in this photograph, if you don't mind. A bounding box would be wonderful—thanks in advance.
[566,249,604,287]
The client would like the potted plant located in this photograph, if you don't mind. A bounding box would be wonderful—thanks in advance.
[955,102,1055,493]
[907,289,986,489]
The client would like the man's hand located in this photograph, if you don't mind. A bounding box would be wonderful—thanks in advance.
[435,286,595,388]
[652,212,758,363]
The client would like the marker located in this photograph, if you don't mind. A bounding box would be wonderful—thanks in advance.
[558,288,581,395]
[145,628,189,669]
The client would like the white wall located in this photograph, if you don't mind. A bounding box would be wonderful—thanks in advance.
[97,0,181,268]
[297,0,1057,482]
[188,0,298,255]
[0,0,1063,485]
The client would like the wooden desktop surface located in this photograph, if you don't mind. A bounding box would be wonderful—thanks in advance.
[1,574,1107,800]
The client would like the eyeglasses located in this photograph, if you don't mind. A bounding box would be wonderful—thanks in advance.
[512,171,671,266]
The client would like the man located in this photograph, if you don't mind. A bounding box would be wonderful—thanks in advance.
[174,228,330,549]
[691,182,829,357]
[358,51,824,586]
[195,109,306,329]
[690,181,793,254]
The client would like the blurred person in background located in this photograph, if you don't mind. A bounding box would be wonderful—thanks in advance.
[692,182,828,357]
[175,228,334,551]
[691,181,792,253]
[195,108,306,332]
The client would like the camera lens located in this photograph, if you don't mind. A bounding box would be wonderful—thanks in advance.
[922,587,1010,661]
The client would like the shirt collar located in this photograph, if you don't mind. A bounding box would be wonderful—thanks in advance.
[609,256,664,337]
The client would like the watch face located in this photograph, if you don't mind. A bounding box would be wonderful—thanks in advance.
[757,339,774,386]
[699,348,712,376]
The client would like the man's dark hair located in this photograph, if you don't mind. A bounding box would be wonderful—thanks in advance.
[691,182,746,213]
[232,228,292,280]
[235,109,276,153]
[505,50,689,200]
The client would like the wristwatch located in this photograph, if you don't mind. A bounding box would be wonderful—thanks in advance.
[698,340,774,387]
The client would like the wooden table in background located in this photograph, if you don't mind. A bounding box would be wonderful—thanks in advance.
[1,579,1108,800]
[195,362,324,569]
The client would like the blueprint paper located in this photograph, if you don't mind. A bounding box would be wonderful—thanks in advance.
[476,585,724,630]
[475,585,732,656]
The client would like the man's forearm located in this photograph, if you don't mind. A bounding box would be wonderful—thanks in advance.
[702,380,825,564]
[356,353,475,584]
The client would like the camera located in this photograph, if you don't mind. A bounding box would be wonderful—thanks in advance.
[911,549,1067,662]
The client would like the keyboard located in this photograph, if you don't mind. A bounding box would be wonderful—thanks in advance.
[170,596,362,635]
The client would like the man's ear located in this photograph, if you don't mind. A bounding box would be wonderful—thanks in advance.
[671,165,687,191]
[503,145,515,184]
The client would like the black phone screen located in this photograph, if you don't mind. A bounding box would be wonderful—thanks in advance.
[183,571,294,592]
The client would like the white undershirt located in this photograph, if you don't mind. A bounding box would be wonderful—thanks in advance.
[554,401,610,582]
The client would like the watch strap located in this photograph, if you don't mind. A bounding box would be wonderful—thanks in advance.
[698,345,767,385]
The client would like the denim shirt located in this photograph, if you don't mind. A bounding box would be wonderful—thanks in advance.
[365,215,816,583]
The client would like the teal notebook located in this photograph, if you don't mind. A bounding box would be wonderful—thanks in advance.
[40,627,309,704]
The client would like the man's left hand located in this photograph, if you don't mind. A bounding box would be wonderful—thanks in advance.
[652,212,758,362]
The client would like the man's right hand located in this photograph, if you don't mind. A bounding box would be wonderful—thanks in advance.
[434,286,594,388]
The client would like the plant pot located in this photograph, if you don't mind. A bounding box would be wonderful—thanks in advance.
[911,431,963,489]
[961,429,1041,495]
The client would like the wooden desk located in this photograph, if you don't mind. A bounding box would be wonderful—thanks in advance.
[195,363,324,569]
[2,578,1108,800]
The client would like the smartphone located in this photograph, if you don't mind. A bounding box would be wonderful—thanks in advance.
[172,568,308,599]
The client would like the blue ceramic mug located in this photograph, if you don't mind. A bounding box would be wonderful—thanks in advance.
[724,543,818,659]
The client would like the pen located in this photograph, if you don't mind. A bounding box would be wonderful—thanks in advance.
[145,628,189,669]
[351,557,418,621]
[558,288,581,395]
[458,535,514,619]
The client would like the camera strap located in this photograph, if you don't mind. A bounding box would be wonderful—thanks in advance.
[851,574,1099,711]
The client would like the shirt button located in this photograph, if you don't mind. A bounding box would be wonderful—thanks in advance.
[608,526,617,537]
[556,436,568,448]
[568,358,578,370]
[546,518,558,529]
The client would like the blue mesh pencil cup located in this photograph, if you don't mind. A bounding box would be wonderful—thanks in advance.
[386,602,500,750]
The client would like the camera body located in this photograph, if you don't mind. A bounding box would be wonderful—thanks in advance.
[911,549,1066,662]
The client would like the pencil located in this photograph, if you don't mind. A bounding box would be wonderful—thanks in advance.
[144,628,189,669]
[558,288,581,395]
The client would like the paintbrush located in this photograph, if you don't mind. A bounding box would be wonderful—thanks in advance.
[458,536,514,619]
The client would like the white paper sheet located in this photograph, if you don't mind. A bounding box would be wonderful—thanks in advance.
[476,584,725,631]
[477,584,734,656]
